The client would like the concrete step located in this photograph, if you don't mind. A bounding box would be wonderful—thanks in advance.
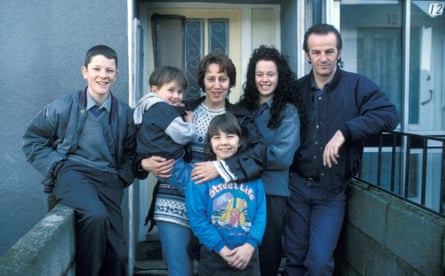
[133,233,169,275]
[133,233,199,275]
[133,233,285,275]
[134,244,166,275]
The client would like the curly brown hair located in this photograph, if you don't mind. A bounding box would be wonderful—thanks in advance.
[239,45,302,129]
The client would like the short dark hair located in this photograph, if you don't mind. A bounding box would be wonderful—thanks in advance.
[206,112,246,160]
[84,45,118,68]
[149,66,188,90]
[197,53,236,92]
[303,23,342,53]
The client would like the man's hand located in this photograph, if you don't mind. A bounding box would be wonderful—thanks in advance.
[323,130,345,168]
[140,155,175,178]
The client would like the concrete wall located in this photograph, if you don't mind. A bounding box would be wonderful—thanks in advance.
[0,0,129,256]
[336,180,445,276]
[0,204,75,276]
[2,180,444,275]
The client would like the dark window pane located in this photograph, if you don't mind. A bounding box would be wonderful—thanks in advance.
[209,19,228,54]
[184,19,203,100]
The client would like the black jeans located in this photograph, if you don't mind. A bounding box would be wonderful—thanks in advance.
[54,160,127,276]
[259,195,287,276]
[199,246,260,276]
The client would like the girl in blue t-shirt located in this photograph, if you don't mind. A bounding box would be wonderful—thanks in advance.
[186,112,266,275]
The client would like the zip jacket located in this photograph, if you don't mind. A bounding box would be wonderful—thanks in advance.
[23,89,137,191]
[291,69,399,196]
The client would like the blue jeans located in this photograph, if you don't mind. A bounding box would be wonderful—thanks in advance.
[157,221,194,276]
[284,173,346,276]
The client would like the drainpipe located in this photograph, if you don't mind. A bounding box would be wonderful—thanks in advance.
[127,0,135,274]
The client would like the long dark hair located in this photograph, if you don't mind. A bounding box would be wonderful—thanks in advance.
[239,45,301,129]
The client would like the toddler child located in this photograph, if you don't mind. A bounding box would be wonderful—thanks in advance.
[134,66,195,194]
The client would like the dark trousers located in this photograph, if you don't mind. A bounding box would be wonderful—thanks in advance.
[284,173,346,276]
[199,246,260,276]
[259,195,286,276]
[54,161,127,276]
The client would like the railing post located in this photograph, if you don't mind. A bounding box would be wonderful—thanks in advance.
[377,133,383,187]
[390,132,397,192]
[404,136,411,199]
[441,141,445,213]
[420,137,427,205]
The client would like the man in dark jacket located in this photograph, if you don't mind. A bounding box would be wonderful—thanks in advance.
[284,24,399,276]
[22,45,136,276]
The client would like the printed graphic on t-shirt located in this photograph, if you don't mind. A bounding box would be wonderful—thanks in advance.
[211,192,251,232]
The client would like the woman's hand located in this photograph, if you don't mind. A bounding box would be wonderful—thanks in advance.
[191,161,219,184]
[140,155,175,178]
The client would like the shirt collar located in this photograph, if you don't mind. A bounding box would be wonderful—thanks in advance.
[264,97,273,107]
[258,97,273,109]
[310,72,335,91]
[86,92,111,112]
[256,98,272,117]
[310,75,319,90]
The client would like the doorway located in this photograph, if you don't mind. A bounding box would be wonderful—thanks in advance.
[136,2,281,242]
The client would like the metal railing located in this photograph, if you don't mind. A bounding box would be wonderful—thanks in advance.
[355,131,445,217]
